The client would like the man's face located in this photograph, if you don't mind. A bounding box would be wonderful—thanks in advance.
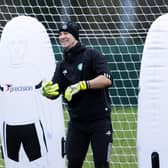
[59,32,77,50]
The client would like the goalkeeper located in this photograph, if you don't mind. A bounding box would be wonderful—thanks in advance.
[42,21,113,168]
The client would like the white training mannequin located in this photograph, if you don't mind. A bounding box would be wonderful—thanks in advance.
[0,16,65,168]
[137,13,168,168]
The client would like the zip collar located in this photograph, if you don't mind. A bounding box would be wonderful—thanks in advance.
[63,42,86,63]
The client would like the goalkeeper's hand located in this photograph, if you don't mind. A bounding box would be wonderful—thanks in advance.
[64,81,89,102]
[42,81,59,98]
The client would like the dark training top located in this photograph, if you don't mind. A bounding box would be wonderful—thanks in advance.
[52,42,112,122]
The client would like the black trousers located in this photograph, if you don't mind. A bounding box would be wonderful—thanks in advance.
[4,122,47,162]
[66,118,113,168]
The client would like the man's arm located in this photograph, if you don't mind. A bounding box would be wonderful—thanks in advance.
[87,74,112,89]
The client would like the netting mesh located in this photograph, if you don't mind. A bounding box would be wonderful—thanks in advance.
[0,0,168,167]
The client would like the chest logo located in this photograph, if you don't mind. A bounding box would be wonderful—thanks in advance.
[62,69,68,75]
[77,63,83,71]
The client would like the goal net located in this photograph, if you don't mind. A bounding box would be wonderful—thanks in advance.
[0,0,167,168]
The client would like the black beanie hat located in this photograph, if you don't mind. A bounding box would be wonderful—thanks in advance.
[58,21,80,40]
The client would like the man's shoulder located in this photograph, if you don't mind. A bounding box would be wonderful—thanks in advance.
[84,47,103,61]
[83,47,96,55]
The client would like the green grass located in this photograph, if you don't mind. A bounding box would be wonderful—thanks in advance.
[0,106,137,168]
[0,148,4,167]
[110,106,137,168]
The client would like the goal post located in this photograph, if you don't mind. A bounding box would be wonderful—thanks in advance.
[0,0,167,168]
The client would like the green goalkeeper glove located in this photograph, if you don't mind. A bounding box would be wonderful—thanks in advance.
[64,81,89,102]
[42,81,59,98]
